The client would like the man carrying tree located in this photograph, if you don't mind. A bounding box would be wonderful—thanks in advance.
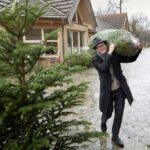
[92,37,142,148]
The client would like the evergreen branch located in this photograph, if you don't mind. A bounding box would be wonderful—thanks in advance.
[0,1,104,149]
[53,131,108,150]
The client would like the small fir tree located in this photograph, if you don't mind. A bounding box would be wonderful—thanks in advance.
[0,0,106,149]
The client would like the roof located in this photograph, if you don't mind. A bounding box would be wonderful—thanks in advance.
[40,0,67,19]
[0,0,96,26]
[45,0,97,27]
[0,0,12,10]
[48,0,74,16]
[96,19,117,31]
[0,0,71,18]
[96,13,129,30]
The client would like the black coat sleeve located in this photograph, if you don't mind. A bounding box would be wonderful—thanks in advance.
[92,54,112,72]
[118,49,142,63]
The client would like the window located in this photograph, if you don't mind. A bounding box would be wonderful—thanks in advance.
[44,29,58,40]
[73,32,78,52]
[44,29,58,54]
[24,28,58,55]
[80,32,84,51]
[26,29,41,40]
[45,42,57,54]
[67,29,85,53]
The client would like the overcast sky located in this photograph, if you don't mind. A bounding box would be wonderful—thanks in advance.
[91,0,150,20]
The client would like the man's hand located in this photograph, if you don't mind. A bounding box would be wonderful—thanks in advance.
[108,42,115,54]
[137,43,144,50]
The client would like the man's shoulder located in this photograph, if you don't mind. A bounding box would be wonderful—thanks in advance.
[92,55,104,65]
[92,55,100,62]
[92,55,97,60]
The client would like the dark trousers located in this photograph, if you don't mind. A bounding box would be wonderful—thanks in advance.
[101,87,125,136]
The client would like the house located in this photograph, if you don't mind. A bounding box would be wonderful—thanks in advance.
[0,0,97,65]
[96,13,129,31]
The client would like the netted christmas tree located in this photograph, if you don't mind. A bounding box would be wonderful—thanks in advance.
[89,29,141,56]
[0,1,106,149]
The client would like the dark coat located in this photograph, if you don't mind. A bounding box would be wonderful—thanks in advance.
[92,50,142,113]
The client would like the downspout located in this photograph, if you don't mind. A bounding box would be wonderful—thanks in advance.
[61,18,65,62]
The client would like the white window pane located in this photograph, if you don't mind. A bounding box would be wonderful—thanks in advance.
[44,29,58,40]
[45,42,58,54]
[67,29,85,53]
[80,32,85,51]
[80,32,84,47]
[73,32,78,47]
[26,29,41,40]
[67,30,72,47]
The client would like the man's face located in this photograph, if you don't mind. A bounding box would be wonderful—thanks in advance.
[96,42,107,54]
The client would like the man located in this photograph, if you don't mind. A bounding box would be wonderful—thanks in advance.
[92,37,142,148]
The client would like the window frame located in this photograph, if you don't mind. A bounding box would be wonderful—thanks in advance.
[23,28,59,56]
[67,29,85,54]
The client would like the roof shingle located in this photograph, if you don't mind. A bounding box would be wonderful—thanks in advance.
[49,0,73,16]
[97,13,128,29]
[0,0,96,26]
[0,0,12,10]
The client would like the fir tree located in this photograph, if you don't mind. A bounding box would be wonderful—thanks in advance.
[0,1,107,149]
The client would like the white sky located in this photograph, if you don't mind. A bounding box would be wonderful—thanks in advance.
[91,0,150,20]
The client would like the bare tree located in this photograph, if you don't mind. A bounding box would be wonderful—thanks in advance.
[116,0,124,13]
[129,15,143,37]
[96,0,117,15]
[96,0,126,15]
[115,0,127,13]
[107,0,117,14]
[129,13,150,46]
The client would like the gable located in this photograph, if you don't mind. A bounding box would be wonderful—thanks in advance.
[77,0,97,27]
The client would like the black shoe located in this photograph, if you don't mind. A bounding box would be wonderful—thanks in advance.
[112,136,124,148]
[101,122,107,132]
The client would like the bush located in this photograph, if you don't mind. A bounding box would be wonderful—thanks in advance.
[64,51,94,68]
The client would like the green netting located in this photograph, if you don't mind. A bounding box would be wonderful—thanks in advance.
[89,29,140,56]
